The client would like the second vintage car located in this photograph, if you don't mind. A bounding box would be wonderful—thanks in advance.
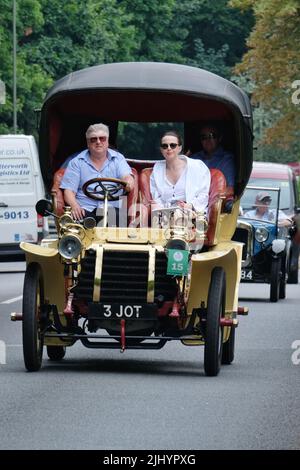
[249,162,300,283]
[233,185,291,302]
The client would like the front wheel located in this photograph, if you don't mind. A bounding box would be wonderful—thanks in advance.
[204,267,226,376]
[270,259,280,302]
[22,263,45,371]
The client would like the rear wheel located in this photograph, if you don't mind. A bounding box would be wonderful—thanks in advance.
[221,327,235,365]
[22,263,45,372]
[288,269,298,284]
[46,346,66,361]
[270,259,280,302]
[287,244,299,284]
[204,267,225,376]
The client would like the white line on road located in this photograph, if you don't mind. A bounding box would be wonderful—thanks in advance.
[1,295,23,304]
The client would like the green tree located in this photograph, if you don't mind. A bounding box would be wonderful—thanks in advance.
[0,0,51,134]
[0,0,136,134]
[121,0,185,63]
[231,0,300,150]
[187,39,230,77]
[0,0,256,136]
[25,0,136,79]
[175,0,254,77]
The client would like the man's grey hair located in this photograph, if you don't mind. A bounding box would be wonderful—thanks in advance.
[86,123,109,139]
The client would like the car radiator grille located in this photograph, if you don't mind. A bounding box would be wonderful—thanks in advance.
[74,249,177,303]
[232,228,249,260]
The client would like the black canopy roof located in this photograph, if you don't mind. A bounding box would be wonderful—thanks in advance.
[39,62,253,195]
[44,62,252,120]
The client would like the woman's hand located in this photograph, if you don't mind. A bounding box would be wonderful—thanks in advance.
[177,200,193,210]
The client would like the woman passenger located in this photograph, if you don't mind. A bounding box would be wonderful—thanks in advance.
[150,131,211,213]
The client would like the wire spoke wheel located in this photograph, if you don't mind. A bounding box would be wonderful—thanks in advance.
[22,263,45,372]
[204,267,226,376]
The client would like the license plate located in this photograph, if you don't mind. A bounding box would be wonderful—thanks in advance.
[241,269,253,280]
[88,303,158,320]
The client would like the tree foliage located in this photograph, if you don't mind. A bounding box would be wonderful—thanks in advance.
[121,0,185,63]
[0,0,254,136]
[0,0,51,134]
[231,0,300,151]
[176,0,253,77]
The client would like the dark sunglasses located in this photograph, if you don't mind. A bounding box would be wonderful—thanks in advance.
[160,143,178,150]
[200,132,218,141]
[260,198,271,204]
[89,136,107,143]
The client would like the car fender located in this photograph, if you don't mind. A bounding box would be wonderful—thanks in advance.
[187,241,243,315]
[20,241,58,257]
[20,241,65,313]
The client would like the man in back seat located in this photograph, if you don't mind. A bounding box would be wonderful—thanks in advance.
[190,123,235,190]
[60,123,134,223]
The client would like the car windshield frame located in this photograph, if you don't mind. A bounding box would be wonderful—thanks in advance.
[248,176,291,212]
[240,185,281,227]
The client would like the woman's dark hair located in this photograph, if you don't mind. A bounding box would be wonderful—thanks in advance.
[160,130,183,146]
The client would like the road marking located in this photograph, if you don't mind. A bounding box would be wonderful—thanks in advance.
[1,295,23,304]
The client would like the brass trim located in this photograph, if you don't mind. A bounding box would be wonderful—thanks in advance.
[93,245,104,302]
[147,246,156,303]
[102,243,151,252]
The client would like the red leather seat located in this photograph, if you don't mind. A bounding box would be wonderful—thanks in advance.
[206,168,226,246]
[51,167,139,224]
[127,167,139,224]
[51,168,66,216]
[139,167,227,245]
[138,168,153,226]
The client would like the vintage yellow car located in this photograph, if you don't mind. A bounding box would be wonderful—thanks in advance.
[12,62,253,375]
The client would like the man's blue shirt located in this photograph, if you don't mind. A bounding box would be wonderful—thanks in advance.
[191,146,235,187]
[60,148,131,211]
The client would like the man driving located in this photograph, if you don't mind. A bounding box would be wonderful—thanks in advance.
[60,123,134,221]
[243,191,292,227]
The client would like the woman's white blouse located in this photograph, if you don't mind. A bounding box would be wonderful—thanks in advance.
[150,155,211,213]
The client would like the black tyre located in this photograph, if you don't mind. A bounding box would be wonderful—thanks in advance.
[221,326,235,365]
[288,268,298,284]
[47,346,66,361]
[22,263,45,371]
[279,277,286,299]
[270,259,280,302]
[287,243,299,284]
[204,267,225,376]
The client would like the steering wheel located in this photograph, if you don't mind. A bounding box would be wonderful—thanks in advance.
[82,177,128,201]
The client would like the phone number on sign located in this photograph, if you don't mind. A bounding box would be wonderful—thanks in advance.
[0,211,29,220]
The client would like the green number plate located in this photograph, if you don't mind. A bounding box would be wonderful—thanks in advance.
[167,249,189,276]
